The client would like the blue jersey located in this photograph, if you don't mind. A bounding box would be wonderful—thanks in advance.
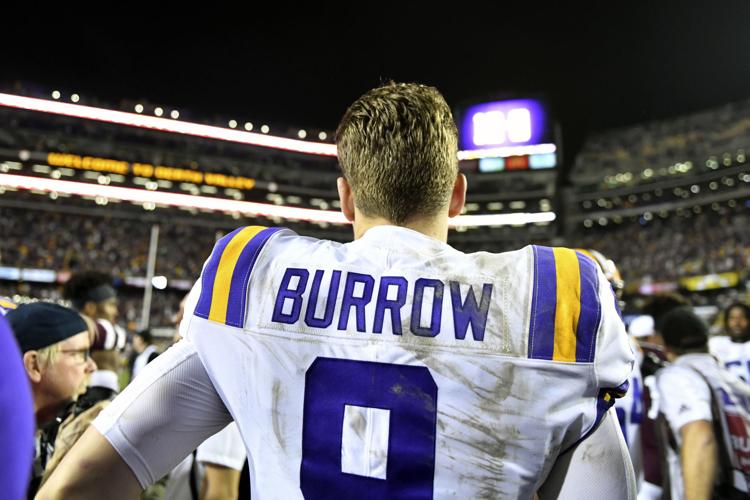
[0,314,35,499]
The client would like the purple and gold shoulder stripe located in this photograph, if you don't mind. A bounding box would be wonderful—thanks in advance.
[528,246,601,363]
[195,226,283,327]
[0,297,16,316]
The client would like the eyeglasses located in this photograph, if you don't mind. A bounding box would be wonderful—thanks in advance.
[60,348,91,364]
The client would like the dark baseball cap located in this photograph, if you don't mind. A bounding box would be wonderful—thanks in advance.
[7,302,89,353]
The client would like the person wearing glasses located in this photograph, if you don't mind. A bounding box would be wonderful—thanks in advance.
[39,317,127,489]
[6,302,96,498]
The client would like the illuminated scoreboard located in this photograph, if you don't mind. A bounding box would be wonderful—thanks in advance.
[457,98,558,172]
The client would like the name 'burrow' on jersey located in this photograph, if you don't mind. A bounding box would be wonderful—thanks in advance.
[271,268,494,341]
[194,225,608,363]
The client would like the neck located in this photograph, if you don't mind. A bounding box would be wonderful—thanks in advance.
[34,395,68,427]
[352,211,449,242]
[730,333,750,343]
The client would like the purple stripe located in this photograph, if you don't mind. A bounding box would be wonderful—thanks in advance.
[528,246,556,360]
[560,385,622,456]
[613,380,630,397]
[225,227,284,327]
[194,227,246,319]
[575,252,602,363]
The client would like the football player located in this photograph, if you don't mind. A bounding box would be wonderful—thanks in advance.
[709,302,750,384]
[40,82,635,499]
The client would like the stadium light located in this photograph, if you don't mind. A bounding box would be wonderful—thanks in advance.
[0,92,525,161]
[51,91,61,100]
[154,107,164,117]
[71,94,80,103]
[457,143,556,160]
[228,120,238,129]
[0,92,337,156]
[0,173,556,228]
[152,276,168,290]
[261,125,269,134]
[170,110,179,119]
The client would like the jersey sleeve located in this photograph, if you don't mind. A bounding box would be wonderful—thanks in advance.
[593,259,634,397]
[655,365,712,435]
[179,225,285,339]
[189,226,285,328]
[526,247,634,450]
[526,247,633,393]
[92,340,232,488]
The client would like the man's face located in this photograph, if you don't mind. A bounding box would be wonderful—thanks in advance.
[40,331,96,404]
[96,297,119,323]
[727,306,750,341]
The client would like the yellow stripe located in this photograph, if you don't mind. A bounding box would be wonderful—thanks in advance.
[208,226,266,323]
[0,299,16,310]
[553,248,581,362]
[576,249,594,261]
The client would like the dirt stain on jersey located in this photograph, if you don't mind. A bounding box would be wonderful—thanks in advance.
[581,441,607,463]
[271,380,286,448]
[391,375,437,413]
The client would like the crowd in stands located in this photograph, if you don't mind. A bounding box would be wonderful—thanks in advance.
[572,97,750,186]
[1,202,747,330]
[2,203,748,287]
[0,207,220,280]
[575,208,750,283]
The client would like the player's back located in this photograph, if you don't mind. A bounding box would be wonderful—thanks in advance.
[184,225,632,499]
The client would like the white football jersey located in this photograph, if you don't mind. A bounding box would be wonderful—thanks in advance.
[180,225,633,499]
[710,335,750,384]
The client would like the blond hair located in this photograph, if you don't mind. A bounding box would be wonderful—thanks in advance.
[36,342,62,368]
[336,82,459,225]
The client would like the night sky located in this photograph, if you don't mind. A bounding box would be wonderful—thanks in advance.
[4,2,750,167]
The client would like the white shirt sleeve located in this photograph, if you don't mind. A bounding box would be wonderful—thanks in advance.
[539,408,637,500]
[196,422,246,471]
[92,339,232,488]
[655,365,712,436]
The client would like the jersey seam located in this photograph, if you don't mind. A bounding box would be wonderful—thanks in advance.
[585,263,601,363]
[529,245,539,359]
[234,317,600,365]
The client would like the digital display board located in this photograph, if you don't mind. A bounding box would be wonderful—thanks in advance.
[458,98,557,168]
